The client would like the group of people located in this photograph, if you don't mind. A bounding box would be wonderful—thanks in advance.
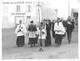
[15,16,75,51]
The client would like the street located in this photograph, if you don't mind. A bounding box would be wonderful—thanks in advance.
[2,27,78,59]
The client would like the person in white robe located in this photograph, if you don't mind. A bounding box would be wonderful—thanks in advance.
[15,20,27,47]
[54,18,65,46]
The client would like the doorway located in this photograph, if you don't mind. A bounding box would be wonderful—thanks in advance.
[15,16,24,27]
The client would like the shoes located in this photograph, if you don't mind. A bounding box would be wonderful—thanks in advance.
[30,44,33,47]
[69,42,71,44]
[56,44,61,47]
[20,44,24,47]
[39,48,42,51]
[34,44,35,46]
[17,45,20,47]
[39,48,44,52]
[17,44,24,47]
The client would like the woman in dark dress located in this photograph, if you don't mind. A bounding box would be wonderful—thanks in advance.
[45,20,51,46]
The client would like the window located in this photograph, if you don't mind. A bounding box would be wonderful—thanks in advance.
[16,5,20,12]
[3,5,8,13]
[27,16,31,18]
[3,16,9,24]
[28,5,31,12]
[26,5,31,12]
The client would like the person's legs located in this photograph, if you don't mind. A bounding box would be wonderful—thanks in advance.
[55,34,58,44]
[29,38,33,47]
[59,35,63,45]
[67,31,72,44]
[43,39,45,48]
[31,44,33,47]
[17,36,22,47]
[58,35,61,45]
[16,36,18,47]
[41,39,45,51]
[33,38,36,46]
[45,36,48,46]
[67,32,70,43]
[69,32,72,43]
[21,36,25,47]
[47,32,51,46]
[52,31,55,38]
[55,34,60,46]
[39,39,42,51]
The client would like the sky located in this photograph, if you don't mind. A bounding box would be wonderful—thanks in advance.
[44,0,79,19]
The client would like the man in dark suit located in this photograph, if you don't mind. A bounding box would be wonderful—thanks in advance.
[66,17,75,44]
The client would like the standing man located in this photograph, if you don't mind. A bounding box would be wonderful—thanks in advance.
[45,20,51,46]
[54,18,65,46]
[27,21,37,47]
[52,20,55,38]
[66,17,75,44]
[15,20,27,47]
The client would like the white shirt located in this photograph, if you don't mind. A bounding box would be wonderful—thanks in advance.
[28,31,37,38]
[38,29,46,39]
[54,22,65,35]
[15,24,27,36]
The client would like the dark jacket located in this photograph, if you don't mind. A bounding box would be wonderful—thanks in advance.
[66,21,74,32]
[28,24,37,32]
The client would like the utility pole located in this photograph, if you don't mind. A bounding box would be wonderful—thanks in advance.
[55,9,58,20]
[68,0,70,16]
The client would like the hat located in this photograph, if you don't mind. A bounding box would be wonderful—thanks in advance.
[30,21,33,23]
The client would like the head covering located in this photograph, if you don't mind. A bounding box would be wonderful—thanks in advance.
[19,20,22,24]
[30,21,34,23]
[41,22,43,25]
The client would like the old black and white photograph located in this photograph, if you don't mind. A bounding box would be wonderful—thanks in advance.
[1,0,79,60]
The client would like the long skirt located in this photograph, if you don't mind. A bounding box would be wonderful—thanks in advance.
[55,34,63,45]
[28,38,37,44]
[45,36,51,46]
[16,35,25,45]
[45,31,51,46]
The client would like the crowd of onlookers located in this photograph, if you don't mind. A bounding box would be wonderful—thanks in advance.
[15,16,75,51]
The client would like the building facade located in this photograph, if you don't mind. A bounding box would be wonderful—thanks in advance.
[3,1,64,28]
[2,1,40,28]
[71,8,78,25]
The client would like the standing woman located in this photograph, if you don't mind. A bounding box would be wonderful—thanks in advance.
[45,20,51,46]
[27,21,37,47]
[15,20,27,47]
[54,18,65,46]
